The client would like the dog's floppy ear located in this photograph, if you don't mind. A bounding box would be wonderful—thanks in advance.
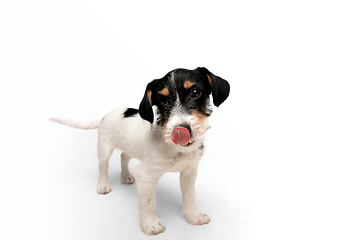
[197,67,230,107]
[139,81,155,124]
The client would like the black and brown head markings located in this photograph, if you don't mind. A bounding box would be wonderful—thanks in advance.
[183,80,195,89]
[139,67,230,126]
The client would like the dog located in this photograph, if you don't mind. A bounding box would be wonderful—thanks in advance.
[50,67,230,235]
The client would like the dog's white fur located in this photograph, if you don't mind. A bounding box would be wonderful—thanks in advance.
[50,107,211,235]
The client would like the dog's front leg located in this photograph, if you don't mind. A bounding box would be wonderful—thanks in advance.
[135,164,166,235]
[180,168,211,225]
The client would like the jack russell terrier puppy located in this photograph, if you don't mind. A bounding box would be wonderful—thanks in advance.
[51,67,230,235]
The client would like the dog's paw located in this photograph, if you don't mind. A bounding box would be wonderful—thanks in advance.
[185,209,211,225]
[121,173,135,184]
[97,181,112,194]
[140,216,166,235]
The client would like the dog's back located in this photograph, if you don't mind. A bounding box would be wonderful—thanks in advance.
[51,108,149,160]
[99,108,149,160]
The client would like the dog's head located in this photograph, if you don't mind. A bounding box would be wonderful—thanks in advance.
[139,67,230,149]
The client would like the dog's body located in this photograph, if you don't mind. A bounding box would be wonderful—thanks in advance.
[51,67,230,235]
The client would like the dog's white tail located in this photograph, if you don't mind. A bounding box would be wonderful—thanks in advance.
[50,118,101,130]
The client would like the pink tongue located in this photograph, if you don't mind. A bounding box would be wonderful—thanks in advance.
[171,127,191,146]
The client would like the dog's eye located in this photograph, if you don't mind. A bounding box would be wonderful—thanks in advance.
[190,89,202,99]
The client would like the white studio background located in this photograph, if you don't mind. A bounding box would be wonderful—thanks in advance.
[1,1,359,239]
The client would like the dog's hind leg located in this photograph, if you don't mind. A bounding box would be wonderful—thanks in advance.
[97,141,114,194]
[120,152,135,184]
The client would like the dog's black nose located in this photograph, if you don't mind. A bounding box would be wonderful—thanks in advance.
[177,124,192,137]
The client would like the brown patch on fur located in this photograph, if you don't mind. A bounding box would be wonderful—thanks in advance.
[159,87,169,96]
[206,74,211,85]
[184,80,195,89]
[147,90,152,105]
[191,111,210,135]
